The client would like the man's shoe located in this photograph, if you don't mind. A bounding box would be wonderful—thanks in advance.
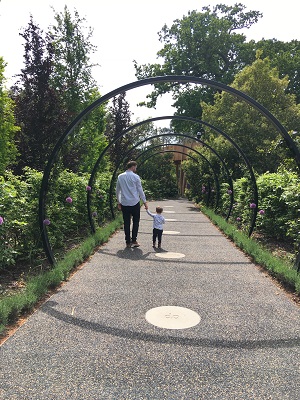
[131,241,140,247]
[152,243,156,248]
[126,243,131,248]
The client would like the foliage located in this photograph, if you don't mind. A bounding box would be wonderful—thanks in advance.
[134,3,262,111]
[183,146,300,248]
[219,171,300,245]
[104,92,134,169]
[10,16,70,174]
[138,153,178,199]
[0,168,113,269]
[202,206,300,294]
[10,8,107,174]
[50,5,98,116]
[0,58,19,174]
[0,169,42,267]
[48,6,108,172]
[201,57,300,175]
[243,39,300,103]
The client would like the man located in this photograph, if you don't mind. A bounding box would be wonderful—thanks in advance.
[116,160,148,248]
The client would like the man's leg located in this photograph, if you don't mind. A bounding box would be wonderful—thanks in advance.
[131,202,140,243]
[121,205,131,244]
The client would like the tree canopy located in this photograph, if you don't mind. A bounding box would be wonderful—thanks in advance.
[134,3,262,110]
[201,56,300,175]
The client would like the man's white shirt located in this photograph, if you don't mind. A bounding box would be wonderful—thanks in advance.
[116,170,146,206]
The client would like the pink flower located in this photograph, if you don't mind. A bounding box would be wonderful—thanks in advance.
[86,185,92,191]
[0,216,4,225]
[236,217,241,221]
[249,203,256,209]
[227,189,232,194]
[92,211,97,217]
[66,196,73,203]
[259,209,265,215]
[43,219,51,225]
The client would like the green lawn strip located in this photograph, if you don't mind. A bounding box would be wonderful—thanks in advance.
[0,214,123,335]
[201,206,300,295]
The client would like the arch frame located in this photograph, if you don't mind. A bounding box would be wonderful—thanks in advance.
[39,76,300,265]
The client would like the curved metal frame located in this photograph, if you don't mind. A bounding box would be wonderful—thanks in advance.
[108,143,222,217]
[137,150,216,208]
[39,76,300,265]
[98,133,233,224]
[87,116,256,230]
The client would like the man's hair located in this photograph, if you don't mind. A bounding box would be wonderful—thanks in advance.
[156,206,163,214]
[127,160,137,169]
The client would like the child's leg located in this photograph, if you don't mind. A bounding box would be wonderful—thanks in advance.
[152,228,157,246]
[158,229,163,248]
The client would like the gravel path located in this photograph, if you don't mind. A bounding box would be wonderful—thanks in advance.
[1,199,299,399]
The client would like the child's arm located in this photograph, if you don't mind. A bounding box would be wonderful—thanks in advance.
[146,209,154,217]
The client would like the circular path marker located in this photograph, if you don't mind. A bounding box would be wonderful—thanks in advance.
[145,306,201,329]
[155,251,185,259]
[163,231,180,235]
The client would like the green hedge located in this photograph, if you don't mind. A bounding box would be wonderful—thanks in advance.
[202,206,300,295]
[0,167,114,269]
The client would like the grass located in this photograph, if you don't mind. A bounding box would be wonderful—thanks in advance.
[0,214,123,336]
[201,206,300,296]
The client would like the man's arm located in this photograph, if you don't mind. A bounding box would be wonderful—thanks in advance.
[136,176,148,209]
[116,179,122,209]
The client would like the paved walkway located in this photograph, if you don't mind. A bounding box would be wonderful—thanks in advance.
[1,199,299,399]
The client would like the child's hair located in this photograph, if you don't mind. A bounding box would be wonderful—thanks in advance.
[156,206,163,214]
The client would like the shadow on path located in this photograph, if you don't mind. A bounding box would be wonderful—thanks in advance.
[42,301,300,350]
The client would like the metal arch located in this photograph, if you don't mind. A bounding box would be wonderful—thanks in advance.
[125,144,224,209]
[39,75,300,265]
[87,115,253,221]
[91,132,233,229]
[96,115,257,230]
[108,143,222,217]
[137,150,216,208]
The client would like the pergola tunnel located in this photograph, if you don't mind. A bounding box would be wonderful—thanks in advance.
[39,76,300,266]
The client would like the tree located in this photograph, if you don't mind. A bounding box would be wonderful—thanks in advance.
[0,58,19,174]
[49,6,106,172]
[11,8,107,174]
[50,5,98,117]
[105,92,134,169]
[134,3,262,113]
[201,56,300,175]
[242,39,300,103]
[10,17,68,174]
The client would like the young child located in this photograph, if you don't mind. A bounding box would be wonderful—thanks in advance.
[146,206,165,248]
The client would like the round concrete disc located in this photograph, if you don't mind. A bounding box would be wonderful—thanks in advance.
[155,252,185,259]
[145,306,201,329]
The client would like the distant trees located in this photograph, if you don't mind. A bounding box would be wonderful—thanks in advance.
[104,92,133,169]
[0,57,19,175]
[134,3,300,132]
[11,17,68,174]
[10,7,106,174]
[201,56,300,175]
[134,3,262,112]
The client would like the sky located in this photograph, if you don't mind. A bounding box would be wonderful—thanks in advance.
[1,0,300,126]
